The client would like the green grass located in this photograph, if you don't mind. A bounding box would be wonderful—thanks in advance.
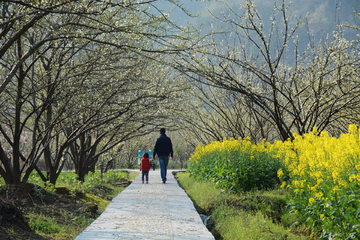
[177,172,311,240]
[28,213,62,233]
[0,170,139,240]
[82,192,111,212]
[32,174,138,239]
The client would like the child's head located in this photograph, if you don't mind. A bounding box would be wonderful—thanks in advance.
[143,152,149,158]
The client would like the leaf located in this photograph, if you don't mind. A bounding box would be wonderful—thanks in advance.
[356,208,360,216]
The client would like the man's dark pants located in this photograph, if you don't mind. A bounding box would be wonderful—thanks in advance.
[158,156,169,183]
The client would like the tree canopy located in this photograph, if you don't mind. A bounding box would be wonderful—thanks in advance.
[1,0,359,184]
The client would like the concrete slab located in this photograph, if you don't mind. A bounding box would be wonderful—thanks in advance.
[75,170,214,240]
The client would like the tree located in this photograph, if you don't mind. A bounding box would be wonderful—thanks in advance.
[0,0,196,184]
[175,0,360,141]
[178,82,276,144]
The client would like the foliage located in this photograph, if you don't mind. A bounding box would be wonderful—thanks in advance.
[5,169,129,197]
[214,208,303,240]
[177,172,309,240]
[177,172,224,214]
[0,170,137,239]
[28,214,61,234]
[188,124,360,239]
[82,169,126,193]
[274,125,360,239]
[33,185,46,200]
[0,169,129,189]
[44,182,56,195]
[188,137,284,193]
[55,171,82,194]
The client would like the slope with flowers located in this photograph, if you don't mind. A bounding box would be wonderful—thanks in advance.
[188,125,360,239]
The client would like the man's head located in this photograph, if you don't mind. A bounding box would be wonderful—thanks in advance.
[160,128,166,134]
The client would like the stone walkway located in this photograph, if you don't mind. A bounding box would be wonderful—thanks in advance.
[75,170,214,240]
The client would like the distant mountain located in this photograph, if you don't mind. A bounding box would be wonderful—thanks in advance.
[156,0,359,51]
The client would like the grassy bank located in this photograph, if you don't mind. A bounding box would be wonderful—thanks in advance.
[177,172,311,240]
[0,170,138,240]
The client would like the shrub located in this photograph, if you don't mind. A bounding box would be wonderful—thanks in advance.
[275,125,360,239]
[188,125,360,239]
[188,137,284,193]
[29,214,61,233]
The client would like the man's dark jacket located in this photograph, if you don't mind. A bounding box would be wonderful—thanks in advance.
[153,134,173,158]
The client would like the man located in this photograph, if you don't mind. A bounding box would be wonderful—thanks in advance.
[152,128,173,183]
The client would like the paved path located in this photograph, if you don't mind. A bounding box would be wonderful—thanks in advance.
[75,170,214,240]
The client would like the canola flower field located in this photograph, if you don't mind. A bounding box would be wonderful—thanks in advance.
[188,124,360,240]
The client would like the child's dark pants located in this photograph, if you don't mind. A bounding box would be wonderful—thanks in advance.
[142,170,149,182]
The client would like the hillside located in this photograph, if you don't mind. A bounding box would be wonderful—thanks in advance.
[158,0,359,51]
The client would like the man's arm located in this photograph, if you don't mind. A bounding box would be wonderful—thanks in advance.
[169,138,173,159]
[152,139,158,160]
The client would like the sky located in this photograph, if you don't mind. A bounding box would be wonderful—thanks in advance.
[155,0,359,33]
[154,0,359,55]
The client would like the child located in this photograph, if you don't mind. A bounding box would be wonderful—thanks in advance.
[141,152,151,184]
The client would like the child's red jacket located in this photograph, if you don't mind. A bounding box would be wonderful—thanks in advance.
[141,157,151,171]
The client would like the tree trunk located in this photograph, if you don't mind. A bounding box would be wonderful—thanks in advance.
[77,133,86,182]
[12,38,25,183]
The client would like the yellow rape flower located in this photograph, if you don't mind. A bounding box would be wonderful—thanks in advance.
[338,179,348,187]
[315,192,323,199]
[356,164,360,172]
[189,123,360,235]
[348,124,357,134]
[317,178,323,185]
[332,186,341,193]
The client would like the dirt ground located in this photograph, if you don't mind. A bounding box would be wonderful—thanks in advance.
[0,179,131,240]
[0,183,82,239]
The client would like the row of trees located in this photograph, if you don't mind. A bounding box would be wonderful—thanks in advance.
[176,0,360,143]
[1,0,359,185]
[0,0,194,184]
